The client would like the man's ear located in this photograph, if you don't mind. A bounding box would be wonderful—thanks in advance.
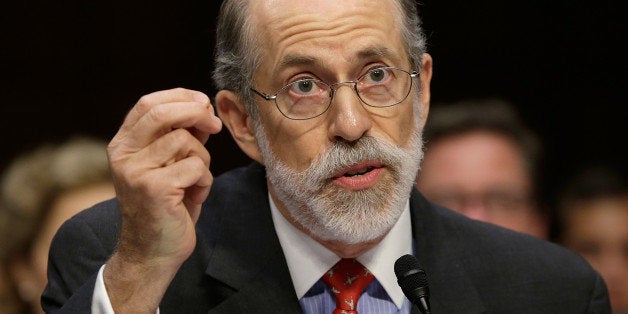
[418,53,433,127]
[215,90,263,163]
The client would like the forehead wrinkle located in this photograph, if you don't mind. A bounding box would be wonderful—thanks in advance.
[279,45,392,70]
[277,44,398,75]
[254,1,406,83]
[269,12,389,60]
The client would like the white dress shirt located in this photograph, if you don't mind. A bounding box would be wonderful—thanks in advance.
[269,194,414,310]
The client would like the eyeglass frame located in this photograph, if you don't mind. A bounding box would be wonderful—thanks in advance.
[249,66,419,120]
[427,189,535,216]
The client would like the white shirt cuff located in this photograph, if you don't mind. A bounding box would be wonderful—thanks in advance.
[92,264,115,314]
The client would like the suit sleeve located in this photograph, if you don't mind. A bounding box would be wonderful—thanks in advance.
[41,204,119,313]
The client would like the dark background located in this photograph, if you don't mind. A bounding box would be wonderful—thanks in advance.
[2,0,625,207]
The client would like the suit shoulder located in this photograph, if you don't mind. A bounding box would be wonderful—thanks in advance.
[43,198,120,310]
[49,198,120,267]
[412,195,610,311]
[411,191,601,285]
[437,203,592,270]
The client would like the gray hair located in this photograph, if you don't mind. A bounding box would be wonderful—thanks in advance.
[212,0,427,121]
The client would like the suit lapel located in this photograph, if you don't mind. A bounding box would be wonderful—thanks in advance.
[410,189,486,313]
[204,243,301,313]
[199,163,302,313]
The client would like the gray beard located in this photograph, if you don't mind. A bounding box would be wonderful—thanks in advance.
[255,105,424,244]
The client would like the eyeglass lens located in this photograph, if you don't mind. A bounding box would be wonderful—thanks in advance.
[275,67,413,120]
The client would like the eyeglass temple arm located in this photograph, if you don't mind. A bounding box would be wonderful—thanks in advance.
[250,87,276,100]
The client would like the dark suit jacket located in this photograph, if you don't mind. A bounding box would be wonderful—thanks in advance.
[42,162,610,313]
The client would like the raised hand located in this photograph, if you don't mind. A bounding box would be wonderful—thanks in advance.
[103,88,222,312]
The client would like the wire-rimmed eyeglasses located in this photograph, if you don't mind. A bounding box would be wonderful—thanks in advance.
[250,67,419,120]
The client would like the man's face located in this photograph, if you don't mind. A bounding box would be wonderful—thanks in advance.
[248,0,430,244]
[416,131,547,239]
[561,197,628,312]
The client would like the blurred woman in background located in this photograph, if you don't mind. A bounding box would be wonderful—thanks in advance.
[0,136,114,313]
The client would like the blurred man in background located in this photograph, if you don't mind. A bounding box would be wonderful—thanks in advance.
[557,165,628,313]
[416,98,549,239]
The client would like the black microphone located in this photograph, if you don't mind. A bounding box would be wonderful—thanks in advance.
[394,254,431,314]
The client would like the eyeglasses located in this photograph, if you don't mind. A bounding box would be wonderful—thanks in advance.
[428,190,533,216]
[250,67,418,120]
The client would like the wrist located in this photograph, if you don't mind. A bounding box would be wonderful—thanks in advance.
[103,252,181,313]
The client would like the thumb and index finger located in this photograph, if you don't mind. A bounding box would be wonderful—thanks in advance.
[112,88,223,152]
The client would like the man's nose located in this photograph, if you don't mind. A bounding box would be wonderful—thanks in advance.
[326,83,372,142]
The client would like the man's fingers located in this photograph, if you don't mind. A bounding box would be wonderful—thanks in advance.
[183,172,213,223]
[122,101,221,151]
[134,155,210,212]
[162,156,211,190]
[137,128,212,168]
[121,88,210,131]
[112,88,221,154]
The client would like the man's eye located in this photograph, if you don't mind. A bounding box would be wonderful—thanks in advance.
[367,68,388,82]
[291,80,315,94]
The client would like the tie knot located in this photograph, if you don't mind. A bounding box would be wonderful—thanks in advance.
[322,259,375,314]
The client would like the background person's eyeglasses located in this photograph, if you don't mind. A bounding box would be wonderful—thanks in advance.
[250,67,418,120]
[428,190,534,216]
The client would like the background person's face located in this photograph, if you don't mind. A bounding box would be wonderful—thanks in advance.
[12,182,114,314]
[416,131,547,239]
[562,197,628,312]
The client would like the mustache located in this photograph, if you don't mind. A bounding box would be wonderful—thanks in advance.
[303,136,407,184]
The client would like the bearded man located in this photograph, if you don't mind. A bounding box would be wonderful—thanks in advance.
[43,0,610,313]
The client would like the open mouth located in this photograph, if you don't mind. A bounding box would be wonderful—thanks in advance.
[343,166,377,177]
[332,161,385,190]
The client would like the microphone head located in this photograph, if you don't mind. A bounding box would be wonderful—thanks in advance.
[394,254,429,303]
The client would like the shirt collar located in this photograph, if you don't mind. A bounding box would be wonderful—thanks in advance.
[269,194,413,309]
